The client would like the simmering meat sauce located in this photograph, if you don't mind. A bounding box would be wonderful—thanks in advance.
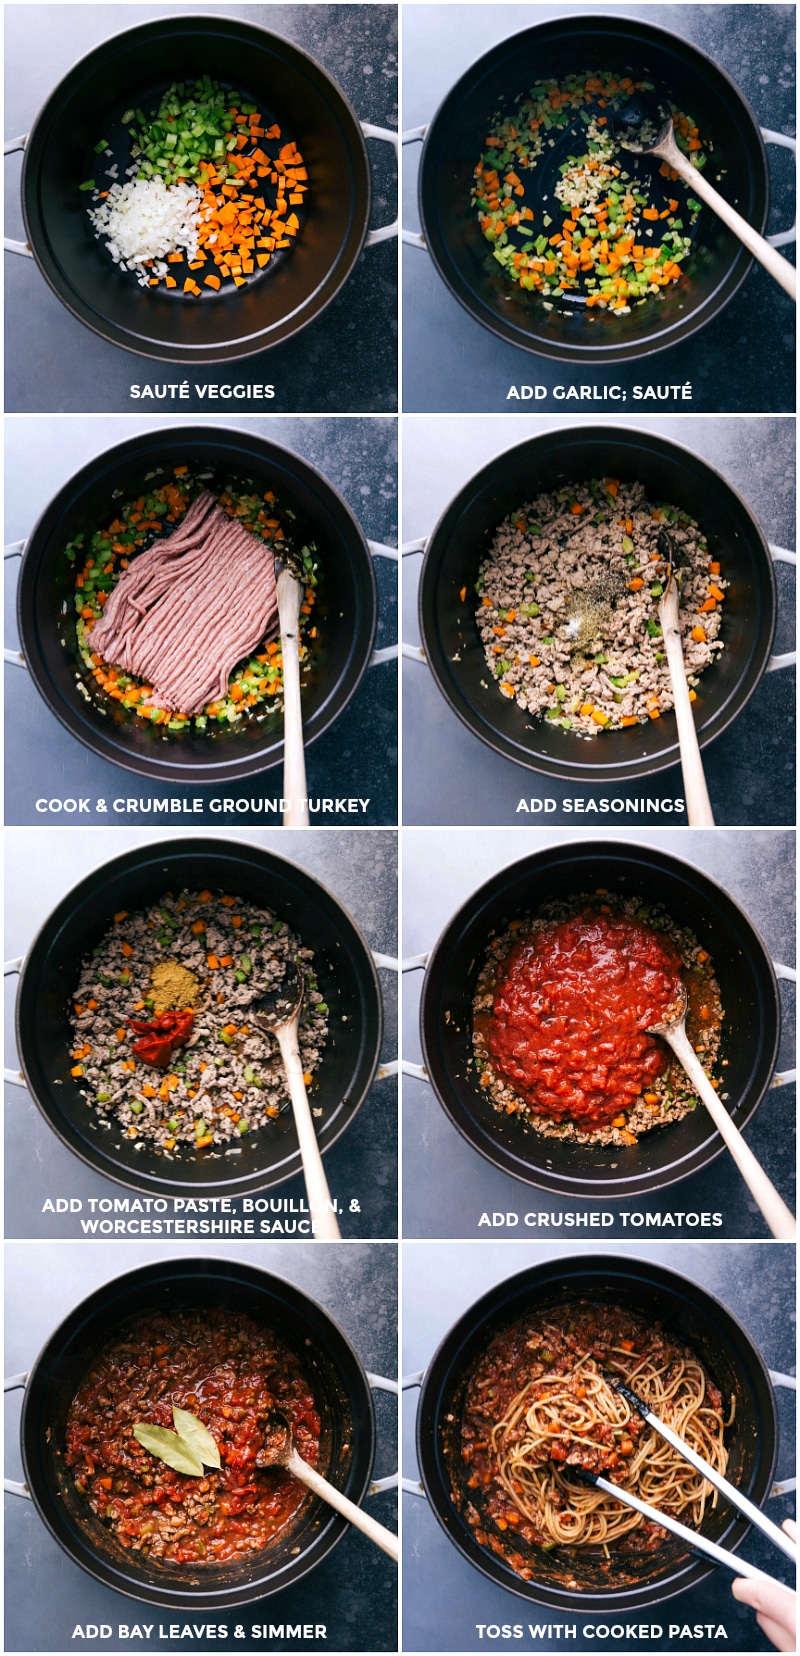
[65,1308,321,1565]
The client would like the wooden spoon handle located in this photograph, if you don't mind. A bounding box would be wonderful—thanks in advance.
[667,1024,796,1239]
[277,1022,341,1240]
[660,139,797,302]
[287,1450,398,1561]
[660,587,714,826]
[277,569,309,829]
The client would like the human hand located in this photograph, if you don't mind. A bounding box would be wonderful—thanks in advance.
[731,1521,797,1652]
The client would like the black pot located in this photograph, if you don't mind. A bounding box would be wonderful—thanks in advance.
[415,1254,779,1611]
[16,424,378,784]
[416,425,783,783]
[415,14,790,363]
[14,836,383,1200]
[419,839,784,1200]
[18,1257,379,1608]
[15,14,393,362]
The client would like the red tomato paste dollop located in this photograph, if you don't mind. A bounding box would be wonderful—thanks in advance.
[486,908,683,1128]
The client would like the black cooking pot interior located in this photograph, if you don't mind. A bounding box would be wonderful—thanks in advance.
[418,426,778,783]
[418,16,781,362]
[416,1255,779,1611]
[15,837,383,1199]
[419,839,782,1200]
[17,425,377,784]
[20,16,373,361]
[20,1257,376,1608]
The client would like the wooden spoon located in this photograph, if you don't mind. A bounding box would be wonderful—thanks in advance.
[258,1410,398,1561]
[648,984,796,1239]
[656,528,714,826]
[276,567,309,829]
[253,967,341,1240]
[611,92,796,302]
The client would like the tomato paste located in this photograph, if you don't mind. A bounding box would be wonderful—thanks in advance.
[128,1007,194,1068]
[486,908,683,1128]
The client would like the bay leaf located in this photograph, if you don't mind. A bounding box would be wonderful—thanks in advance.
[173,1407,222,1470]
[133,1423,204,1477]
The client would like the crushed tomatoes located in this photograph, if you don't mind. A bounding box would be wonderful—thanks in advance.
[486,907,683,1128]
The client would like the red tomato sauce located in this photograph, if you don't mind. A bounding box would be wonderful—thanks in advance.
[65,1308,321,1566]
[486,908,683,1128]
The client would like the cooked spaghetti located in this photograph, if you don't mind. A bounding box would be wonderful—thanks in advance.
[458,1302,731,1574]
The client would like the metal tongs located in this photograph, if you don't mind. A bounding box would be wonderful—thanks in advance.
[571,1373,796,1589]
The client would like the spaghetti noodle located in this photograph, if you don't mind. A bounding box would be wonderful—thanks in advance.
[459,1302,731,1568]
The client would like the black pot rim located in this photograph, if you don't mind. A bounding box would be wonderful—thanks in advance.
[15,422,379,784]
[18,1254,378,1608]
[418,836,782,1198]
[415,12,774,364]
[14,833,384,1199]
[416,422,779,782]
[414,1251,779,1611]
[19,12,377,363]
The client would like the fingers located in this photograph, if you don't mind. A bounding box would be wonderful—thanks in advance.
[754,1611,796,1654]
[732,1576,797,1653]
